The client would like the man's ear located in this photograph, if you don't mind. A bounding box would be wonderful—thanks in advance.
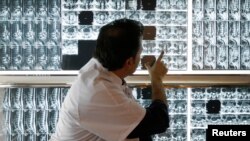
[124,57,134,68]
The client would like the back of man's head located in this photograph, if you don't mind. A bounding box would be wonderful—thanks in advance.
[93,18,144,71]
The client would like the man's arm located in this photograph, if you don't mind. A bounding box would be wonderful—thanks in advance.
[127,100,169,139]
[127,51,169,139]
[148,51,167,104]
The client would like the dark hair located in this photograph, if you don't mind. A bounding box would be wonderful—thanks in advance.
[93,18,144,71]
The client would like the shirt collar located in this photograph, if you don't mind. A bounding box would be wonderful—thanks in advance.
[91,58,124,86]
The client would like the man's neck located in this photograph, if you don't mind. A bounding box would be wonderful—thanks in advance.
[112,69,127,81]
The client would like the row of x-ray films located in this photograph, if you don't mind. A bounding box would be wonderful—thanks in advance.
[0,20,61,70]
[1,86,250,141]
[62,0,187,11]
[2,88,69,110]
[193,0,250,21]
[137,87,250,114]
[62,25,187,40]
[62,11,187,26]
[0,0,60,21]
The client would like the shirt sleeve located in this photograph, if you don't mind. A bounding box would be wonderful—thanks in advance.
[127,100,170,139]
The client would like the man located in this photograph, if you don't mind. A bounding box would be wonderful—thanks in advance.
[50,18,169,141]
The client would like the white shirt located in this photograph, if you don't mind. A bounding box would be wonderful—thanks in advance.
[50,58,146,141]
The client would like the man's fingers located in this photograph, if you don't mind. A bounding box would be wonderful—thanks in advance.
[157,50,164,62]
[145,62,151,70]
